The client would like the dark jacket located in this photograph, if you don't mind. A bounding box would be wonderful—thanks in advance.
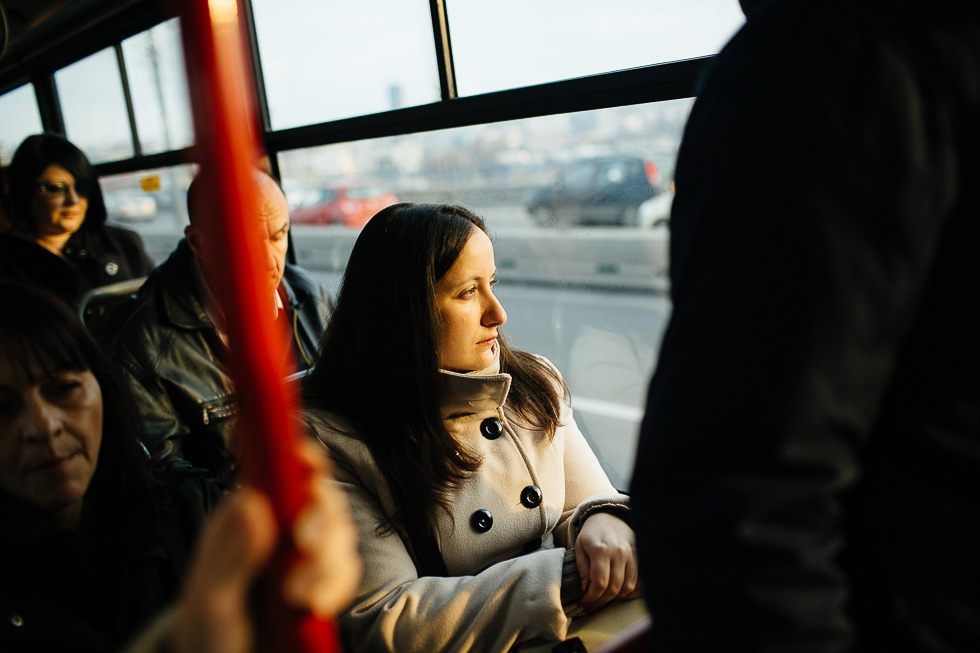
[0,226,155,308]
[109,239,331,485]
[0,472,221,653]
[633,1,980,651]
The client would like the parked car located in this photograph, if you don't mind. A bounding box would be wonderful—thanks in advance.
[289,179,398,228]
[526,156,661,227]
[282,179,322,211]
[104,192,158,222]
[638,182,674,228]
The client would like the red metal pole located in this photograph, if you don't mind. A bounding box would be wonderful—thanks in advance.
[177,0,338,650]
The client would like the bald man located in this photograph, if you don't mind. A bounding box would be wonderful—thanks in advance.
[110,170,332,486]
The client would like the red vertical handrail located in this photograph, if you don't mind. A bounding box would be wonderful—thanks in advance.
[177,0,338,650]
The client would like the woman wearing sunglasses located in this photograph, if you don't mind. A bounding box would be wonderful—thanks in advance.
[0,133,154,310]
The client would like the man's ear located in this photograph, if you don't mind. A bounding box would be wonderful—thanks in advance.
[185,224,206,260]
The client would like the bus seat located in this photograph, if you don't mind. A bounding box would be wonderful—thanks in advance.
[77,276,147,342]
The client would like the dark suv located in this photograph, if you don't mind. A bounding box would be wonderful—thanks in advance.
[526,156,660,226]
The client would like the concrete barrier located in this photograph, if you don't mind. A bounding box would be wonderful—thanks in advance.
[490,227,669,292]
[143,226,670,293]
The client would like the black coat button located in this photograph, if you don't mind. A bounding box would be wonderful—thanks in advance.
[480,417,503,440]
[520,485,543,508]
[471,509,493,533]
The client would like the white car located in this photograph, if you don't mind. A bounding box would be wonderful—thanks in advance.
[105,193,158,222]
[638,186,674,229]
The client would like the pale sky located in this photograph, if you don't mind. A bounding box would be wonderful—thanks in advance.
[251,0,745,129]
[0,0,745,162]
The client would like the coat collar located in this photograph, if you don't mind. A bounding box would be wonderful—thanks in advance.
[438,345,511,420]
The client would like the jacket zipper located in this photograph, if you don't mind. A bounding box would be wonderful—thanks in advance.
[202,401,239,425]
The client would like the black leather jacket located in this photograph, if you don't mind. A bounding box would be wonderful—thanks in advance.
[109,239,331,485]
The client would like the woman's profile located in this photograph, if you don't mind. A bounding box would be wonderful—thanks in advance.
[0,134,155,309]
[304,203,639,652]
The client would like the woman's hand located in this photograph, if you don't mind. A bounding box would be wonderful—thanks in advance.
[169,444,361,653]
[574,512,640,611]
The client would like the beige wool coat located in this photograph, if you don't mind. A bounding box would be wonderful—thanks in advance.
[305,355,630,653]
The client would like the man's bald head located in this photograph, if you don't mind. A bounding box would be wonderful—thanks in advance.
[184,169,291,291]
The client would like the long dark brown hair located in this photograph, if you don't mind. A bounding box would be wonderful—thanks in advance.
[304,203,567,533]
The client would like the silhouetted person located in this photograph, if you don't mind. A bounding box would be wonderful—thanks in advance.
[633,0,979,650]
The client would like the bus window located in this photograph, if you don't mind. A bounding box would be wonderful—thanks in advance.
[101,164,197,264]
[55,48,134,163]
[250,0,441,130]
[447,0,744,96]
[279,98,688,489]
[0,0,741,490]
[121,19,194,156]
[0,84,43,165]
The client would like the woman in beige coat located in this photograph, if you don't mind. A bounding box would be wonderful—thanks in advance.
[303,203,638,652]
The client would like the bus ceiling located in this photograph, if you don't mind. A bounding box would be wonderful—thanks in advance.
[0,0,167,92]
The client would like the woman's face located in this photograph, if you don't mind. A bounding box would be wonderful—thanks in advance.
[0,356,103,529]
[29,164,89,239]
[435,229,508,372]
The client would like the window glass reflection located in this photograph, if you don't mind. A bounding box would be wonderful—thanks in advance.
[122,18,194,155]
[56,48,134,163]
[278,99,689,488]
[101,164,197,264]
[250,0,441,129]
[447,0,745,96]
[0,85,43,165]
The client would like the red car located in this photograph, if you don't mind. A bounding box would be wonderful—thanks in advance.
[289,179,398,228]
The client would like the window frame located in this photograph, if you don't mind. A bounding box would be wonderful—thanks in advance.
[0,0,713,262]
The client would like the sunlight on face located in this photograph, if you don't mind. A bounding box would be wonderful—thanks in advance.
[434,229,507,373]
[186,170,290,296]
[255,172,291,290]
[30,164,89,240]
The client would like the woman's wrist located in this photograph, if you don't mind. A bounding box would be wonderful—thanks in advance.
[570,497,631,545]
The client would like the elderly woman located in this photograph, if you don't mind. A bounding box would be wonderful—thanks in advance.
[303,203,640,652]
[0,283,360,653]
[0,134,154,308]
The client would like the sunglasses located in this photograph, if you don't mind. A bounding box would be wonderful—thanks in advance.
[34,182,88,200]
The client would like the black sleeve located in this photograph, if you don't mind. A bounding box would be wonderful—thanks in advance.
[111,324,190,465]
[153,463,228,576]
[113,225,157,277]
